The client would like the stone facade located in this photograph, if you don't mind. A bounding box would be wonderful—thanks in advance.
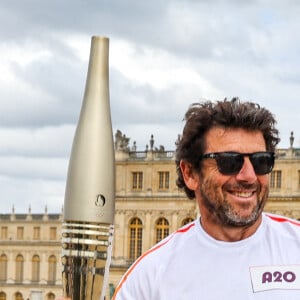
[265,146,300,219]
[0,211,63,300]
[1,133,300,299]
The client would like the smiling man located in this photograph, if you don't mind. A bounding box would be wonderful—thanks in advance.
[113,98,300,300]
[187,126,270,241]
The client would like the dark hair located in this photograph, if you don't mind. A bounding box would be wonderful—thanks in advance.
[175,97,280,199]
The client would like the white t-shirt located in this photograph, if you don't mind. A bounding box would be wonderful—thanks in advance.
[113,213,300,300]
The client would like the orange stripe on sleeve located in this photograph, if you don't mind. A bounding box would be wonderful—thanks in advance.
[265,214,300,226]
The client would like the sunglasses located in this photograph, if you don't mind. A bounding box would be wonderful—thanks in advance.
[201,151,275,175]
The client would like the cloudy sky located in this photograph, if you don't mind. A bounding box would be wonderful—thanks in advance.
[0,0,299,214]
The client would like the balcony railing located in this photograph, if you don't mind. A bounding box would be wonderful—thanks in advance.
[128,150,175,161]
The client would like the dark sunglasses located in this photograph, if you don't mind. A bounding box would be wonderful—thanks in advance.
[201,151,275,175]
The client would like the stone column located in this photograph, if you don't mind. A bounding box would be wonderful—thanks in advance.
[144,210,153,251]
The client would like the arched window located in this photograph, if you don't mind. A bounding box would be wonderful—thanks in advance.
[32,255,40,282]
[15,292,23,300]
[155,217,169,243]
[15,255,24,282]
[47,292,55,300]
[0,254,7,281]
[128,218,143,262]
[181,217,194,226]
[48,255,57,283]
[0,291,6,300]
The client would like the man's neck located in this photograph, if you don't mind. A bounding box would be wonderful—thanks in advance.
[199,213,263,242]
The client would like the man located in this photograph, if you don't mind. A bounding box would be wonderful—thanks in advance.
[113,98,300,299]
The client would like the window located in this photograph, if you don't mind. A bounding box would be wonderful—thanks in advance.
[1,227,7,240]
[128,218,143,261]
[48,255,57,283]
[47,293,55,300]
[0,254,7,281]
[49,227,57,240]
[15,255,24,282]
[270,170,282,189]
[15,293,23,300]
[17,227,24,240]
[33,227,40,240]
[155,218,169,243]
[0,292,6,300]
[30,292,42,300]
[158,171,170,190]
[182,217,194,226]
[32,255,40,282]
[132,172,143,190]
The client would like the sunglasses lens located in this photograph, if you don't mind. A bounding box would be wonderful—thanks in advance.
[216,153,244,175]
[250,152,274,175]
[203,152,275,175]
[215,152,274,175]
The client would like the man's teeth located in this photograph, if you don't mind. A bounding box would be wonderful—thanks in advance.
[233,191,253,197]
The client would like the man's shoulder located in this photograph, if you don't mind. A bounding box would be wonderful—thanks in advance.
[133,220,198,269]
[148,221,197,257]
[264,213,300,227]
[113,220,198,298]
[263,213,300,239]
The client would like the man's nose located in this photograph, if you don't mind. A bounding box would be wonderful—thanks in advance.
[235,156,257,183]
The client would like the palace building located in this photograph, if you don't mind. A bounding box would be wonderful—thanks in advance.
[1,131,300,299]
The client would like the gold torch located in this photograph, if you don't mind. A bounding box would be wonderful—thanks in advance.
[62,36,115,300]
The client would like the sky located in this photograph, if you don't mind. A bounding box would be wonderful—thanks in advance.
[0,0,299,214]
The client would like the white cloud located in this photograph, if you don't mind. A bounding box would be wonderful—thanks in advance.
[0,175,65,214]
[0,156,68,181]
[0,125,74,157]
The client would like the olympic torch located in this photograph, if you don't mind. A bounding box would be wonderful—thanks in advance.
[62,36,115,300]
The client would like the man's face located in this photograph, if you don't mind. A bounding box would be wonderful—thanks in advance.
[198,127,270,227]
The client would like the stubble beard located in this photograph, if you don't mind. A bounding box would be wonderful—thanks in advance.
[200,181,268,227]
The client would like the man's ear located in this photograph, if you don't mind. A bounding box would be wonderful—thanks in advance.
[179,160,200,191]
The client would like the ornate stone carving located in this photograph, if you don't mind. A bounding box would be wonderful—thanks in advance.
[115,130,130,152]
